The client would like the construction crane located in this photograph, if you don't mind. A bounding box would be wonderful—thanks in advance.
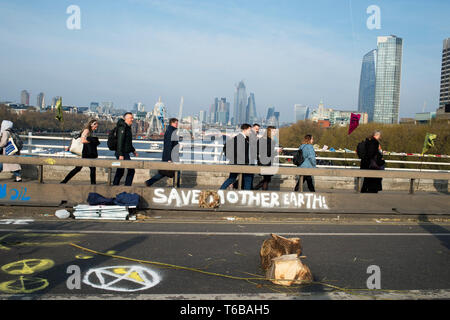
[178,96,184,121]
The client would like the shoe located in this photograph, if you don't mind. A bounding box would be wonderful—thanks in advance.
[15,177,22,182]
[145,180,152,187]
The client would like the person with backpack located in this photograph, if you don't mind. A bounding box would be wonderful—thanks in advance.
[294,134,316,192]
[61,119,100,184]
[0,120,22,182]
[360,131,385,193]
[254,126,277,190]
[145,118,180,187]
[112,112,138,186]
[220,123,253,190]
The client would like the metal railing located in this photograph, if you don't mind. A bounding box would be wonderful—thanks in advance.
[18,133,450,171]
[1,155,449,194]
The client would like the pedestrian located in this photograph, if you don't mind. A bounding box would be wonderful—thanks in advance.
[145,118,180,187]
[360,131,385,193]
[220,123,253,190]
[113,112,138,186]
[294,134,316,192]
[61,119,100,185]
[254,126,277,190]
[0,120,22,182]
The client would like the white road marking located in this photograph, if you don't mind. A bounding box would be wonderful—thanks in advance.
[0,228,449,237]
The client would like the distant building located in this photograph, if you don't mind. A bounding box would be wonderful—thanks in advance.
[358,49,377,122]
[209,97,218,124]
[217,98,230,125]
[266,107,275,123]
[199,110,207,123]
[415,112,436,124]
[437,38,450,121]
[373,35,403,124]
[294,104,309,122]
[246,93,257,124]
[90,102,100,113]
[21,90,30,105]
[36,92,45,110]
[233,81,247,125]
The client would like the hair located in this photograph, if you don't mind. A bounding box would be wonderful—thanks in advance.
[241,123,251,130]
[84,119,98,134]
[123,112,133,118]
[368,130,381,140]
[266,126,276,139]
[252,123,260,128]
[169,118,178,125]
[302,134,313,144]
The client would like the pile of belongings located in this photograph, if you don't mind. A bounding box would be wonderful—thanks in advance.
[73,192,140,221]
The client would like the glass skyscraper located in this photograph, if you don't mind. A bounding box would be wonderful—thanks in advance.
[358,49,377,122]
[246,93,257,124]
[373,35,403,124]
[294,104,309,122]
[233,81,247,125]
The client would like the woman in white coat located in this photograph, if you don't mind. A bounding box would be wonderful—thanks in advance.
[0,120,22,182]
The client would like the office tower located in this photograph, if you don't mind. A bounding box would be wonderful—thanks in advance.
[373,35,403,124]
[21,90,30,105]
[437,38,450,119]
[133,102,144,113]
[358,49,377,122]
[266,107,275,123]
[90,102,99,112]
[199,110,207,123]
[233,81,247,125]
[36,92,45,110]
[209,97,218,123]
[102,102,114,114]
[246,93,257,124]
[217,98,230,125]
[294,104,309,122]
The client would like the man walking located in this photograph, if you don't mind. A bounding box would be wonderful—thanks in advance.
[220,123,253,190]
[113,112,138,186]
[145,118,180,187]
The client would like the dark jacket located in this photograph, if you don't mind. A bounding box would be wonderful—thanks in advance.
[257,136,276,166]
[115,118,135,157]
[162,125,179,162]
[224,133,249,165]
[360,138,384,170]
[82,136,100,159]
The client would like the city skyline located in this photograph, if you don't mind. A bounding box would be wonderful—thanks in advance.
[1,1,449,122]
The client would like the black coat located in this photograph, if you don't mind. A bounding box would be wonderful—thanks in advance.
[82,136,100,159]
[224,133,249,165]
[115,118,135,157]
[162,125,179,162]
[360,138,384,193]
[257,137,276,166]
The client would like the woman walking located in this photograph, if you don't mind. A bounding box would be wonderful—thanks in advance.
[254,126,277,190]
[360,131,385,193]
[61,119,100,185]
[0,120,22,182]
[294,134,316,192]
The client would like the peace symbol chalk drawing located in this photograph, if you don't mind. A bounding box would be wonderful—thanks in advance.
[1,259,55,275]
[0,276,49,294]
[82,265,161,292]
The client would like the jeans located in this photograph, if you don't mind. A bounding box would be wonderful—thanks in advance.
[145,171,180,187]
[220,173,253,190]
[294,175,315,192]
[113,153,135,186]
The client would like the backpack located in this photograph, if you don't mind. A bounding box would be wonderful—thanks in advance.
[293,148,304,166]
[356,140,366,159]
[107,127,118,151]
[6,128,23,151]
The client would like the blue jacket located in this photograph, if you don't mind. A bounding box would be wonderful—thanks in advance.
[298,144,316,168]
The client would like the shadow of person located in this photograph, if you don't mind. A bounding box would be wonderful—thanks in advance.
[417,214,450,250]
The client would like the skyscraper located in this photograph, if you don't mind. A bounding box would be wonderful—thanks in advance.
[266,107,275,123]
[358,49,377,122]
[246,93,257,124]
[437,38,450,119]
[373,35,403,124]
[37,92,45,110]
[217,98,230,125]
[209,97,218,123]
[21,90,30,105]
[233,81,247,125]
[199,110,207,123]
[294,104,309,122]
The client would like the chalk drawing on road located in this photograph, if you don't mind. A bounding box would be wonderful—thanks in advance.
[82,265,161,292]
[0,233,85,250]
[75,254,94,260]
[0,219,34,225]
[1,259,55,275]
[0,276,49,294]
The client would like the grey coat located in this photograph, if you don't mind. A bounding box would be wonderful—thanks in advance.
[0,130,21,172]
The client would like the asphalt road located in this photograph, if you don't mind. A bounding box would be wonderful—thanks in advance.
[0,215,449,301]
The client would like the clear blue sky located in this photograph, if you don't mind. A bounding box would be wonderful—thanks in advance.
[0,0,449,121]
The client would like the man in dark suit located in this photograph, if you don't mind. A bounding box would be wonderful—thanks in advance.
[220,123,253,190]
[113,112,138,186]
[145,118,180,187]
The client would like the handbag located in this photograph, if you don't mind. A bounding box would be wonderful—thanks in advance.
[69,137,83,156]
[5,137,19,155]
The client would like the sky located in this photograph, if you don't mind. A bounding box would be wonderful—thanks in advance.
[0,0,449,122]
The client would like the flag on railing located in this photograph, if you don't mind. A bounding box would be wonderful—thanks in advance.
[421,133,437,155]
[348,113,361,135]
[55,97,63,122]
